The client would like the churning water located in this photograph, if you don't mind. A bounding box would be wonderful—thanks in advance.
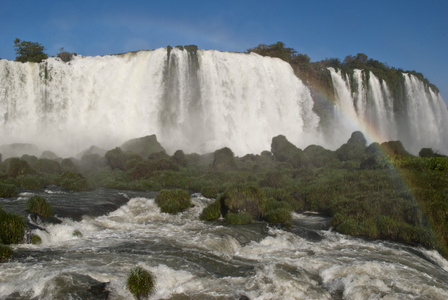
[1,188,448,299]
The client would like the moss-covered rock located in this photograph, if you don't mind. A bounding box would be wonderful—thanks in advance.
[31,234,42,245]
[33,158,62,175]
[58,171,89,191]
[225,212,252,224]
[381,141,412,157]
[127,266,156,300]
[172,150,188,167]
[219,185,267,219]
[271,135,301,162]
[6,158,37,177]
[0,244,13,262]
[199,199,221,221]
[17,175,44,190]
[155,189,191,214]
[105,147,141,170]
[211,147,237,171]
[303,145,337,168]
[121,135,165,158]
[0,183,18,198]
[0,206,26,244]
[27,195,54,218]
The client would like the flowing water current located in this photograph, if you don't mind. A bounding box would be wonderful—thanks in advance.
[1,188,448,299]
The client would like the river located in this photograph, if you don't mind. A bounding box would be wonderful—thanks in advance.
[1,188,448,299]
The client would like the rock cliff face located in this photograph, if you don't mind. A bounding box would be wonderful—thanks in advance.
[0,47,447,157]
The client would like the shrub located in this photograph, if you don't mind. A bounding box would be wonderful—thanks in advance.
[0,183,18,198]
[225,212,253,225]
[17,175,44,189]
[58,171,89,191]
[0,244,13,262]
[127,266,156,300]
[73,230,83,237]
[31,234,42,245]
[211,147,237,171]
[33,158,62,175]
[7,158,36,177]
[264,208,292,226]
[155,189,191,214]
[219,185,267,219]
[200,186,220,199]
[199,199,221,221]
[27,195,54,217]
[172,150,188,167]
[0,207,26,244]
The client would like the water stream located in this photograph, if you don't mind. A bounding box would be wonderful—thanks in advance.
[1,188,447,299]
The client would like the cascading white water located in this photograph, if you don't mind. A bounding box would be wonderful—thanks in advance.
[0,49,321,157]
[1,49,447,157]
[403,73,448,154]
[329,68,448,154]
[1,189,448,299]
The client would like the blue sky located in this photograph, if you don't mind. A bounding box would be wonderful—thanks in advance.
[1,0,447,104]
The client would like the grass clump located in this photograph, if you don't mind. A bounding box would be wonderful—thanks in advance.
[155,189,191,214]
[73,230,83,237]
[199,199,221,221]
[0,182,18,198]
[58,171,89,191]
[127,266,156,300]
[0,206,26,244]
[225,212,253,225]
[27,195,54,217]
[219,185,267,219]
[0,244,13,262]
[31,234,42,244]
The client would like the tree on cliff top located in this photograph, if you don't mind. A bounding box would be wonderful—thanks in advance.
[14,38,48,63]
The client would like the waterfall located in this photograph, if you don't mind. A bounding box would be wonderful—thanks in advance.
[0,49,320,157]
[329,68,448,154]
[1,49,447,157]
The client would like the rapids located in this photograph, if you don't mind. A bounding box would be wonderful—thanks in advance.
[1,189,448,299]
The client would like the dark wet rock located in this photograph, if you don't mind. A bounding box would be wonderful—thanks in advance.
[40,272,110,300]
[121,134,165,158]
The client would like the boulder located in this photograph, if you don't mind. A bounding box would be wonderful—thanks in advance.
[121,135,165,158]
[211,147,237,171]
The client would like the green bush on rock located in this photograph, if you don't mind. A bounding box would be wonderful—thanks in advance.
[155,189,191,214]
[127,266,156,300]
[0,244,13,262]
[27,195,54,217]
[219,185,267,219]
[0,183,18,198]
[225,212,253,224]
[200,199,221,221]
[58,171,89,191]
[0,206,26,244]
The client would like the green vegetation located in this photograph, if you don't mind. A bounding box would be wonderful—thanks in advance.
[27,195,54,217]
[225,212,253,225]
[155,189,191,214]
[31,234,42,245]
[58,171,89,191]
[199,199,221,221]
[0,183,18,198]
[247,42,439,109]
[57,47,76,62]
[0,244,13,262]
[0,205,26,244]
[14,38,48,63]
[127,266,156,300]
[0,131,447,258]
